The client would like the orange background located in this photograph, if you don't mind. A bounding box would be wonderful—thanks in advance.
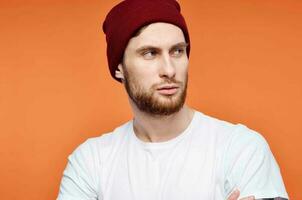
[0,0,301,199]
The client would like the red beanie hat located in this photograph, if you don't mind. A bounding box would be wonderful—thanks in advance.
[102,0,190,82]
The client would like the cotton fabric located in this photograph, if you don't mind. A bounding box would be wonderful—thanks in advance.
[57,111,289,200]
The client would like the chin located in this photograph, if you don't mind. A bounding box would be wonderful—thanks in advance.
[155,93,179,102]
[155,94,183,106]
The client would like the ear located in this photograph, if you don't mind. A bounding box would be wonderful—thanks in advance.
[115,63,125,81]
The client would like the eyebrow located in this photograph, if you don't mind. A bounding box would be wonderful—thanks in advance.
[135,42,189,54]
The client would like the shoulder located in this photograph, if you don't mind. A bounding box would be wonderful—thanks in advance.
[192,111,271,159]
[58,121,132,198]
[195,111,243,137]
[70,120,132,163]
[196,111,268,146]
[226,123,270,155]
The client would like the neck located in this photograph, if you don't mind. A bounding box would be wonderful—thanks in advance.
[130,102,195,143]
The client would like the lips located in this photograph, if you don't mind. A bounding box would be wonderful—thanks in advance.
[157,85,179,95]
[157,84,179,90]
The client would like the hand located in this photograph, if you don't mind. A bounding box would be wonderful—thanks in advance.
[227,189,255,200]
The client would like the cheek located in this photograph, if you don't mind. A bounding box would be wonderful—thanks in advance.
[130,60,160,78]
[175,60,189,77]
[127,67,158,89]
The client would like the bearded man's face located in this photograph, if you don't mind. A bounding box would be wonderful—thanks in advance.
[118,22,189,116]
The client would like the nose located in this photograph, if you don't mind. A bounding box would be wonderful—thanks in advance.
[159,52,176,79]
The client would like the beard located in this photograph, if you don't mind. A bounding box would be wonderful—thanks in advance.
[123,67,188,116]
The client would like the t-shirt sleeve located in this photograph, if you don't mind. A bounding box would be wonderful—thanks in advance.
[57,140,100,200]
[223,126,289,199]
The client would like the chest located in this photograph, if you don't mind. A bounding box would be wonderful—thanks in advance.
[99,136,225,200]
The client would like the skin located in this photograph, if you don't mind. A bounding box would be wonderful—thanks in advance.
[227,190,255,200]
[116,22,193,143]
[115,22,255,200]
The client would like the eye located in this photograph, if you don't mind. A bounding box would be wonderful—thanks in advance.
[171,48,185,57]
[142,50,157,59]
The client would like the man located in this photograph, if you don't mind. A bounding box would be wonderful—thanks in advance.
[57,0,289,199]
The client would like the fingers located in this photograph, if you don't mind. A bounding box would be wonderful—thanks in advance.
[227,189,255,200]
[239,196,255,200]
[227,189,240,200]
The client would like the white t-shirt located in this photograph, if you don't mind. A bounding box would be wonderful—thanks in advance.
[57,111,289,200]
